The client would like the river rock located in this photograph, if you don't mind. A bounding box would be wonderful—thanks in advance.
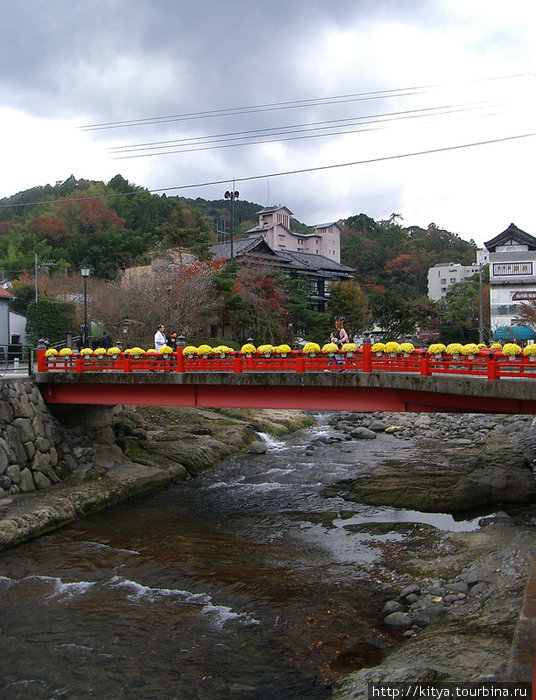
[350,427,377,440]
[383,611,413,627]
[381,600,404,616]
[248,440,268,454]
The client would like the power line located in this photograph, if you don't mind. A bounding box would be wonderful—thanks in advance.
[79,72,533,132]
[109,100,498,157]
[2,131,534,210]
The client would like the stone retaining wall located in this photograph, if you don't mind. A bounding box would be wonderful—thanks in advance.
[0,378,75,496]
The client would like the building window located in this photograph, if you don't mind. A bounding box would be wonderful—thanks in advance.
[449,278,456,283]
[441,278,446,284]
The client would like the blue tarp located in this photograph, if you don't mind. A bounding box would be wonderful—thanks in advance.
[493,325,536,341]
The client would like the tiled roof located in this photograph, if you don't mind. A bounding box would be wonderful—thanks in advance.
[484,223,536,251]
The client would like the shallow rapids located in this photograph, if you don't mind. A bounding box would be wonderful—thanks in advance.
[0,415,484,699]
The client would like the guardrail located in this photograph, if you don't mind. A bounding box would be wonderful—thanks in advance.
[36,346,536,380]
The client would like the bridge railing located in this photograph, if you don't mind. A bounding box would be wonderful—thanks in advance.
[35,346,536,380]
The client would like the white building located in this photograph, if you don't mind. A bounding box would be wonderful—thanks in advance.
[427,260,482,300]
[484,223,536,332]
[246,205,342,263]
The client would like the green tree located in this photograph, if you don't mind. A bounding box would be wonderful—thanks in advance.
[435,271,489,343]
[279,274,331,341]
[369,291,436,340]
[26,298,77,346]
[327,280,371,336]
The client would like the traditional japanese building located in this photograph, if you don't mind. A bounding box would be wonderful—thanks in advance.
[209,235,353,313]
[484,223,536,332]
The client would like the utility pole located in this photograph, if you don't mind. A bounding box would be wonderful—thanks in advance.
[478,263,484,344]
[224,188,239,259]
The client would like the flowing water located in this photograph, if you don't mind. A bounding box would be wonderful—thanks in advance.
[0,415,484,699]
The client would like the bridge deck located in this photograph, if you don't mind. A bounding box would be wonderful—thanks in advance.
[34,370,536,413]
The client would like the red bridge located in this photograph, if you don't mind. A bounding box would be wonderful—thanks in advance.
[34,346,536,414]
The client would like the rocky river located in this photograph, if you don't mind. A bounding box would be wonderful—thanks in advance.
[0,406,535,698]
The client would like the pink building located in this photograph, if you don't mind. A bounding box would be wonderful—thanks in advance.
[246,205,341,263]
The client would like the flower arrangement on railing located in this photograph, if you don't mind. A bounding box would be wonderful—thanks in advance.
[159,345,173,356]
[108,347,121,356]
[502,343,522,358]
[490,343,502,350]
[240,343,256,356]
[257,344,275,357]
[384,341,401,356]
[274,344,292,356]
[428,343,446,356]
[45,348,58,358]
[445,343,463,357]
[80,347,94,356]
[93,347,107,357]
[211,345,234,357]
[302,342,321,356]
[341,343,358,357]
[461,343,480,358]
[59,348,73,357]
[371,342,386,356]
[126,347,145,357]
[197,344,213,358]
[477,343,487,349]
[322,342,339,356]
[523,345,536,360]
[182,346,198,357]
[398,342,415,356]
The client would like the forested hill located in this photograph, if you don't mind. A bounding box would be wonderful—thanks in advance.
[0,175,476,300]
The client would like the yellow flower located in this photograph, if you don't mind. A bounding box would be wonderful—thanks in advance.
[80,347,93,356]
[371,342,386,353]
[93,347,107,356]
[240,343,256,354]
[461,343,479,356]
[322,343,339,354]
[275,344,291,354]
[502,343,522,356]
[211,345,234,356]
[302,342,321,355]
[490,343,502,350]
[523,344,536,356]
[58,348,72,356]
[428,343,446,355]
[159,345,173,354]
[107,347,121,355]
[45,348,58,357]
[341,343,357,353]
[445,343,463,355]
[182,346,198,356]
[197,344,213,355]
[384,341,401,354]
[257,344,275,354]
[128,347,145,356]
[399,342,415,354]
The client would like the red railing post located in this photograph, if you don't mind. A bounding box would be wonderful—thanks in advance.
[176,347,185,373]
[362,341,372,373]
[233,351,242,373]
[420,350,430,376]
[487,351,500,380]
[296,352,305,373]
[37,349,46,372]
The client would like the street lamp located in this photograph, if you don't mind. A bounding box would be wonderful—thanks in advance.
[81,265,90,347]
[224,189,239,259]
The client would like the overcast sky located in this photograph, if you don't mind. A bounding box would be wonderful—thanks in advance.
[1,0,535,246]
